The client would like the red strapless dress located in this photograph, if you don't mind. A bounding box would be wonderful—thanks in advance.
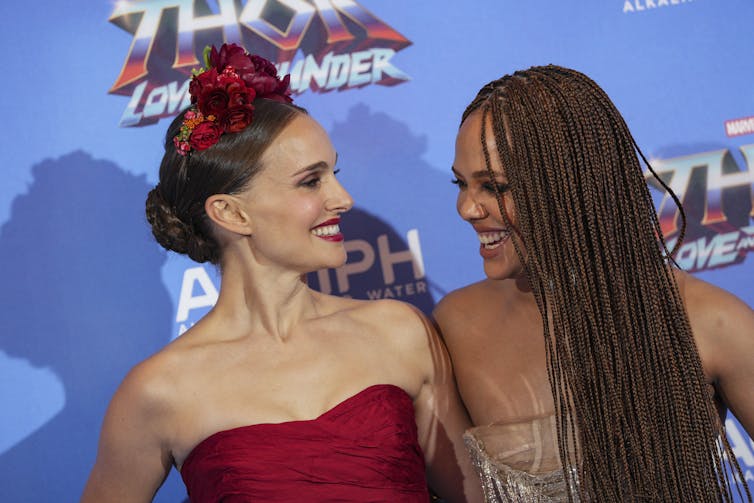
[180,384,430,502]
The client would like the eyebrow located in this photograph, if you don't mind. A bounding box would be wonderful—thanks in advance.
[292,153,339,177]
[451,166,503,179]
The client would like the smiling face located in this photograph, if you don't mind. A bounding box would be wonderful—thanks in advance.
[452,109,525,280]
[240,113,354,273]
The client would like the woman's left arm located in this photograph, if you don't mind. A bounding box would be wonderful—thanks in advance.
[408,308,483,503]
[684,273,754,437]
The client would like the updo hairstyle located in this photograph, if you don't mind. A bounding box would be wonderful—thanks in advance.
[145,99,306,264]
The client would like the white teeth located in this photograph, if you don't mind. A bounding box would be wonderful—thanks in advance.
[312,224,340,237]
[477,230,509,249]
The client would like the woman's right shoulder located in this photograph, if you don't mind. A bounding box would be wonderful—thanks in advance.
[110,318,221,422]
[109,342,188,423]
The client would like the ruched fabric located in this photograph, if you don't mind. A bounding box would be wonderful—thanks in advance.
[180,384,430,502]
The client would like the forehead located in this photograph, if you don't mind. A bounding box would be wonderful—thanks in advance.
[258,114,335,177]
[455,109,506,177]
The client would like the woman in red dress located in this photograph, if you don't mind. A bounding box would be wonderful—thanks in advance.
[81,44,480,503]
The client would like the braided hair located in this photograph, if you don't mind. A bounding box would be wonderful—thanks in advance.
[462,65,750,502]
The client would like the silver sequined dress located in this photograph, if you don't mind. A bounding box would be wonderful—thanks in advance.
[463,415,581,502]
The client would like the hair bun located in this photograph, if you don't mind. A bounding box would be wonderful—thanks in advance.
[145,186,217,263]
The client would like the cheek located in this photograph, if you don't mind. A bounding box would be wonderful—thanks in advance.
[300,198,322,221]
[282,197,321,226]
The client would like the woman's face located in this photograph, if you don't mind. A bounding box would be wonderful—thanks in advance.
[241,113,354,272]
[452,109,525,280]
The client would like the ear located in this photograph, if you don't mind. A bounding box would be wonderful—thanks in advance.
[204,194,253,236]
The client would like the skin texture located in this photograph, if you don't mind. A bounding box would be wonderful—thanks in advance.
[435,108,754,452]
[81,115,481,503]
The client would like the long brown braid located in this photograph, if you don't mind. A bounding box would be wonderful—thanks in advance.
[462,65,750,502]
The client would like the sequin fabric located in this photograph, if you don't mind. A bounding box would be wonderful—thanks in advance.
[463,416,581,502]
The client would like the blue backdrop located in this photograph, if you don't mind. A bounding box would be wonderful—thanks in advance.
[1,0,752,500]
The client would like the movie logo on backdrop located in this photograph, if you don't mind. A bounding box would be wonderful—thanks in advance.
[726,116,754,138]
[109,0,412,127]
[648,144,754,272]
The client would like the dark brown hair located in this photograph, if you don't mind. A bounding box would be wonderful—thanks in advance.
[146,99,306,264]
[463,65,750,502]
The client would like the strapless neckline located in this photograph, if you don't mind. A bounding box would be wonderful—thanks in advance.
[178,383,428,502]
[464,416,582,502]
[180,383,408,473]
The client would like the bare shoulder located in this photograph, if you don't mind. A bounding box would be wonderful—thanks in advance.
[434,280,492,319]
[674,269,754,378]
[108,318,223,425]
[107,342,187,429]
[435,279,492,309]
[317,296,439,388]
[325,295,434,357]
[676,270,753,332]
[81,334,197,501]
[433,279,501,340]
[332,296,431,342]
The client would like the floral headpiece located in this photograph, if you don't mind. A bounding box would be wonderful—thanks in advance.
[173,43,293,155]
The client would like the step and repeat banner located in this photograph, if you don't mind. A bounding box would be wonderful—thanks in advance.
[1,0,752,500]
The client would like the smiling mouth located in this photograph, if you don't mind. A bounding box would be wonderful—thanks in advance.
[311,217,343,242]
[477,230,510,249]
[311,224,341,237]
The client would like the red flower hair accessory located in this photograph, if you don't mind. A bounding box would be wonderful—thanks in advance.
[174,44,293,156]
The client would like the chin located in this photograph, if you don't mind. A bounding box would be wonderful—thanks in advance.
[322,251,347,270]
[482,259,523,281]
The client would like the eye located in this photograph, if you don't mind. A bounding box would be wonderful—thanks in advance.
[482,182,510,194]
[300,176,321,188]
[333,168,340,176]
[451,178,467,189]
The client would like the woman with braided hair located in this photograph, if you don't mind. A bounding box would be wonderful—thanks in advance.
[434,65,754,502]
[81,44,481,503]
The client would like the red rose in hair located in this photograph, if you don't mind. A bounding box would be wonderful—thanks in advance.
[265,74,293,103]
[244,55,293,102]
[189,68,219,104]
[209,44,253,73]
[251,55,277,76]
[189,121,223,151]
[228,81,255,107]
[244,72,285,100]
[198,87,230,117]
[219,105,254,133]
[175,43,293,155]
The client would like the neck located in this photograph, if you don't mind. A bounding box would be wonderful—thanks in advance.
[211,254,321,342]
[513,271,533,294]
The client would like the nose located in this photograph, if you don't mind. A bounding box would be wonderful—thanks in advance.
[457,191,487,221]
[327,176,354,214]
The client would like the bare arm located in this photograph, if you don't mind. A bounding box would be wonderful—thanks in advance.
[683,273,754,437]
[81,366,173,502]
[409,308,483,503]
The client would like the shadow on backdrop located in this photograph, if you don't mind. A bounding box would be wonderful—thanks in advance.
[0,151,185,502]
